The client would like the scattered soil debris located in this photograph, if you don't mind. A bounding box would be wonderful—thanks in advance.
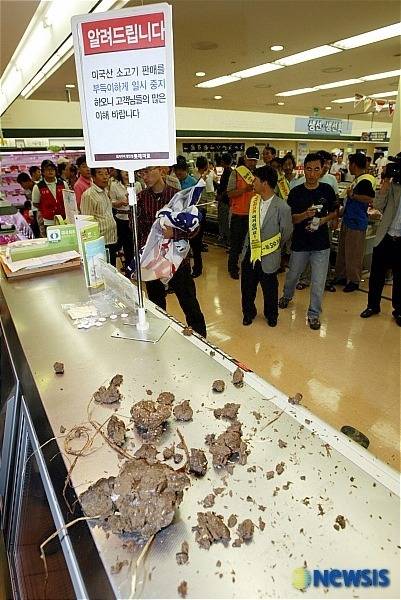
[288,392,303,405]
[210,350,215,357]
[302,497,310,506]
[282,481,292,491]
[258,517,266,531]
[334,515,346,530]
[246,495,254,503]
[278,439,287,448]
[163,445,175,460]
[193,512,231,549]
[323,443,332,457]
[202,494,215,508]
[258,505,266,512]
[318,504,325,516]
[232,367,244,388]
[238,519,254,541]
[214,403,240,421]
[213,487,224,496]
[174,453,183,464]
[216,560,221,568]
[157,391,175,406]
[110,559,128,575]
[247,465,256,473]
[94,374,123,405]
[182,326,193,336]
[275,462,285,475]
[60,425,66,434]
[227,514,237,528]
[266,470,275,480]
[80,458,189,539]
[232,538,242,548]
[173,400,193,422]
[300,475,306,481]
[206,421,248,468]
[130,400,171,436]
[53,362,64,375]
[107,415,126,447]
[178,580,188,598]
[188,449,208,476]
[146,389,153,396]
[212,380,225,393]
[134,443,158,461]
[176,541,189,565]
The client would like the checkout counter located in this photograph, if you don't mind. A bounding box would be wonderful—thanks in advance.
[0,266,399,599]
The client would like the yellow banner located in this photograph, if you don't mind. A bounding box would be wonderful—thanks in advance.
[249,194,281,263]
[236,165,255,186]
[277,174,290,200]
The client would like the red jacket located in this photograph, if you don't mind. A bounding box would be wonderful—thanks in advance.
[38,179,66,221]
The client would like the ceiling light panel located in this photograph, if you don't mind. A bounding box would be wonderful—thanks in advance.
[231,63,283,79]
[318,78,362,89]
[273,45,342,67]
[276,87,316,96]
[333,23,401,50]
[331,97,357,103]
[361,69,401,81]
[370,90,398,98]
[196,75,241,88]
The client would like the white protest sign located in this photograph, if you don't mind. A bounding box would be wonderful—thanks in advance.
[71,3,176,170]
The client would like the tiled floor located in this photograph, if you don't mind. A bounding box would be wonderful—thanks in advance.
[166,243,400,470]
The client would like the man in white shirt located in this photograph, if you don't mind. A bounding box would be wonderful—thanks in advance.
[330,153,348,180]
[375,152,388,177]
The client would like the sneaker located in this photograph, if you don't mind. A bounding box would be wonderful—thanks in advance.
[308,317,321,330]
[343,282,359,293]
[278,296,290,309]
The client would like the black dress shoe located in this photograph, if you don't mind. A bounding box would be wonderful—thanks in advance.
[192,270,202,278]
[333,277,347,285]
[229,271,239,280]
[343,282,359,292]
[360,307,380,319]
[267,317,278,327]
[242,316,253,326]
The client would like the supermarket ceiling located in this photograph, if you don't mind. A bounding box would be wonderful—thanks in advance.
[1,0,400,122]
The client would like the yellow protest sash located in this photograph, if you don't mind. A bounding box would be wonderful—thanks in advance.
[277,174,290,200]
[236,165,255,186]
[249,194,281,264]
[352,173,377,190]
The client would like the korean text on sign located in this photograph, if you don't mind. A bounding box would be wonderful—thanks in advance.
[82,13,165,55]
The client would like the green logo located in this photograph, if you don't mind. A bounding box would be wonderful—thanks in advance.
[292,567,312,590]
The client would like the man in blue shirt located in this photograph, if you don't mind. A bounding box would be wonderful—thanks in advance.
[334,153,375,292]
[174,160,197,189]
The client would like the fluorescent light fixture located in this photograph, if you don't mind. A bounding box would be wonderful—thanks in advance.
[370,90,398,98]
[325,106,332,110]
[331,97,355,103]
[276,87,316,96]
[196,75,241,88]
[332,23,401,50]
[318,78,362,89]
[195,71,206,77]
[361,69,401,81]
[231,63,283,79]
[65,84,76,89]
[277,101,285,105]
[270,45,284,51]
[214,95,222,100]
[274,45,342,66]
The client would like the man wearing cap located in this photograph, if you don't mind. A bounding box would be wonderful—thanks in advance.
[227,146,259,279]
[32,159,67,235]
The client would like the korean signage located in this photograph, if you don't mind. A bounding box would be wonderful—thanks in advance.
[295,117,352,136]
[182,142,245,153]
[71,3,176,170]
[360,131,388,142]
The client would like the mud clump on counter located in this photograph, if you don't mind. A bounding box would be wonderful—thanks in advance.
[94,374,123,405]
[238,519,254,541]
[157,391,175,406]
[188,449,208,477]
[107,415,126,447]
[232,367,244,388]
[130,400,171,436]
[176,541,189,565]
[227,514,237,528]
[212,380,225,393]
[202,494,215,508]
[134,444,158,462]
[213,403,240,421]
[53,362,64,375]
[178,581,188,598]
[182,327,193,336]
[163,444,175,460]
[193,512,231,549]
[288,392,303,405]
[80,458,189,539]
[206,421,248,468]
[173,400,193,422]
[334,515,346,530]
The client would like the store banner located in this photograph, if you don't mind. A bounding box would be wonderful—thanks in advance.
[71,3,176,169]
[295,117,352,136]
[182,142,245,153]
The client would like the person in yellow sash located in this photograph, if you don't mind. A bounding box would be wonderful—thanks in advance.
[275,154,295,201]
[241,166,293,327]
[334,153,376,292]
[227,146,260,279]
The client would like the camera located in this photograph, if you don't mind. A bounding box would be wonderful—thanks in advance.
[383,152,401,184]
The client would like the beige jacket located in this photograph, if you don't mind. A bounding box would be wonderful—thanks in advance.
[373,182,401,246]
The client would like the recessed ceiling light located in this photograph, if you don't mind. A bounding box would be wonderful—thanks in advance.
[325,106,332,110]
[273,45,342,67]
[278,101,285,106]
[270,45,284,52]
[195,71,206,77]
[65,84,75,88]
[196,75,240,88]
[332,23,401,50]
[214,95,222,100]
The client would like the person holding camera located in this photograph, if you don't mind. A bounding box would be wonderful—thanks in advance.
[360,153,401,326]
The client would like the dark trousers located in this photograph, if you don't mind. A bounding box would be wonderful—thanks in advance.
[241,252,279,320]
[145,261,207,337]
[189,207,206,275]
[116,218,134,270]
[228,214,248,275]
[106,243,119,267]
[367,234,401,315]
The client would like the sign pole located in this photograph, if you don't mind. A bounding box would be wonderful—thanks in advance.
[128,170,149,331]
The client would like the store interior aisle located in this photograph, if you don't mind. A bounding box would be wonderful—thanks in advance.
[166,244,400,470]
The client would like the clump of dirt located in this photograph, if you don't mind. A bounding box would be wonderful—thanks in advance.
[107,415,126,447]
[288,392,303,405]
[178,581,188,598]
[80,458,189,539]
[157,391,175,406]
[94,374,124,405]
[60,425,66,434]
[202,494,215,508]
[212,380,225,393]
[130,400,171,436]
[134,444,158,462]
[258,517,266,531]
[227,514,237,528]
[173,400,193,422]
[53,361,64,375]
[193,512,231,549]
[266,471,275,480]
[238,519,254,541]
[213,403,240,421]
[334,515,346,530]
[232,368,244,388]
[174,454,183,464]
[278,439,287,448]
[176,541,189,565]
[111,559,128,574]
[275,462,285,475]
[206,421,248,468]
[182,327,193,336]
[163,444,175,460]
[188,449,208,476]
